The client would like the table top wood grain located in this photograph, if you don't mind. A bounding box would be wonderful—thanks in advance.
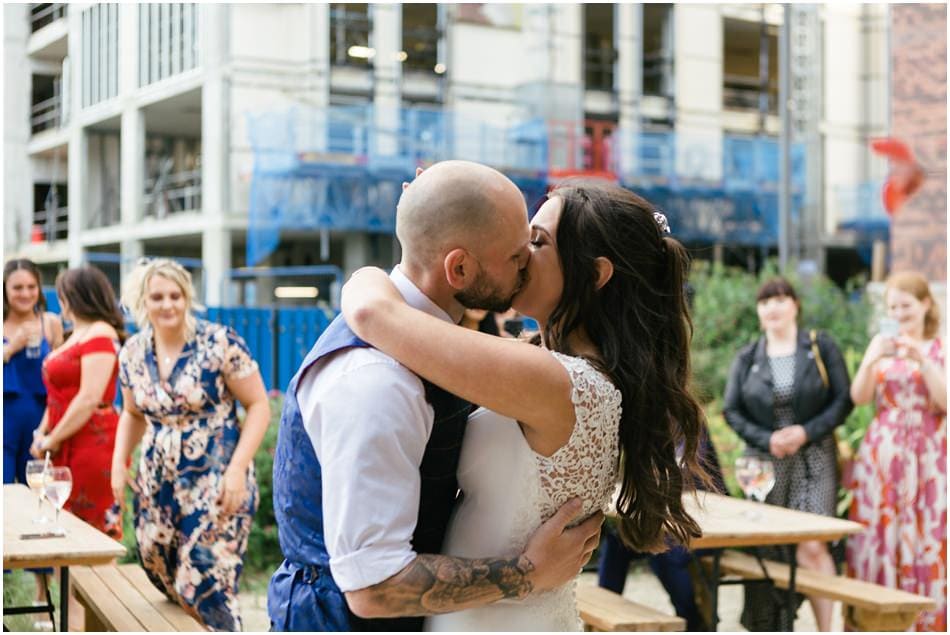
[611,491,863,550]
[3,483,126,570]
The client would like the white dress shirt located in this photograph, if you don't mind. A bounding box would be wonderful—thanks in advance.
[296,266,453,592]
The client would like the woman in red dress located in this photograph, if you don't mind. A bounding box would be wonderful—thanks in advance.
[31,266,125,534]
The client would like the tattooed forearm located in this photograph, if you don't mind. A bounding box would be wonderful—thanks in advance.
[351,553,536,617]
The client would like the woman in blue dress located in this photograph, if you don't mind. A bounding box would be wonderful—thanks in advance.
[3,258,64,606]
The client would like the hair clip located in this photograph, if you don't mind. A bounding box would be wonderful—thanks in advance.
[653,211,671,235]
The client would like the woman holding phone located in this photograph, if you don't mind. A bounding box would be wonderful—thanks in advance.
[847,271,946,632]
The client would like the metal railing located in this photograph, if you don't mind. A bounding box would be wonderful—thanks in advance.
[584,45,615,92]
[30,3,66,33]
[143,168,202,218]
[32,206,69,242]
[30,94,62,134]
[723,74,777,112]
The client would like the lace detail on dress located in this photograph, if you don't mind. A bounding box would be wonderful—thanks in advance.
[536,352,623,523]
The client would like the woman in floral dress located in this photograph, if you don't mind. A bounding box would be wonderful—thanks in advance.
[847,271,946,631]
[111,258,270,631]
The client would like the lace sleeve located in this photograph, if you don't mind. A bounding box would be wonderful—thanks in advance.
[536,352,623,521]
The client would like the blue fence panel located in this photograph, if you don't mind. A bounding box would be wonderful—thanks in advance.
[207,307,277,390]
[276,308,333,392]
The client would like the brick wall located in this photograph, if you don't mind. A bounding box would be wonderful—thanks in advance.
[889,4,947,282]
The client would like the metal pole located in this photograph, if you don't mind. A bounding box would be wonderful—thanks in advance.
[778,4,791,273]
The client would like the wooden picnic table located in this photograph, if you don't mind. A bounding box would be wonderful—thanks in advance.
[3,483,126,631]
[610,491,863,630]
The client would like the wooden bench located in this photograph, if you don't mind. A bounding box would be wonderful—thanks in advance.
[576,584,686,632]
[711,550,936,631]
[70,564,204,632]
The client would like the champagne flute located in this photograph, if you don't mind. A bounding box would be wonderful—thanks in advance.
[44,466,73,537]
[25,459,52,524]
[735,456,776,520]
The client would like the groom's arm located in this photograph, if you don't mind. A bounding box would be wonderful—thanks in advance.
[345,500,602,618]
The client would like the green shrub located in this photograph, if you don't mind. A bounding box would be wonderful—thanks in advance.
[244,395,283,574]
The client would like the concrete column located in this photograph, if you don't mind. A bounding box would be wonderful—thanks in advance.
[617,3,643,177]
[67,127,87,266]
[65,4,86,266]
[372,3,402,157]
[343,232,371,279]
[305,3,331,153]
[673,5,723,182]
[4,4,32,253]
[200,4,231,306]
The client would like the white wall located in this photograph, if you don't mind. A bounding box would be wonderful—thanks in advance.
[822,4,889,233]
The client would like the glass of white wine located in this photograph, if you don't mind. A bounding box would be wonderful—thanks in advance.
[735,456,777,520]
[44,466,73,537]
[25,459,52,524]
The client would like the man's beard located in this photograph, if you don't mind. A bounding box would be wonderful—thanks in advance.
[455,268,528,312]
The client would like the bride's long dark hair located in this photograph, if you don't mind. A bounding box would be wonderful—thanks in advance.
[543,180,710,552]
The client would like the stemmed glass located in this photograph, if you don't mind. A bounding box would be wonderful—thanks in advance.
[43,466,73,537]
[734,456,776,520]
[25,459,52,524]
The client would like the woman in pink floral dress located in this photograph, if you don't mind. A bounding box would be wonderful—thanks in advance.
[847,271,946,631]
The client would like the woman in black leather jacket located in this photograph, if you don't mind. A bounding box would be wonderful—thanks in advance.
[723,277,852,632]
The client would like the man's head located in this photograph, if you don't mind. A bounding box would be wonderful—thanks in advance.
[396,160,531,311]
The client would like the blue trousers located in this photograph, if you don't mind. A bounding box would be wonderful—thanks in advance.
[598,528,709,631]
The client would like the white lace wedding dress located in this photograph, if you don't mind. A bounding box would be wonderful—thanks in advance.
[426,352,622,631]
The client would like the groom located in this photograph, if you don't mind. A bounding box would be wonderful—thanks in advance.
[267,161,602,631]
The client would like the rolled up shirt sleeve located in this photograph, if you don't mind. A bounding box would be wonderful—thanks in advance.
[297,350,434,592]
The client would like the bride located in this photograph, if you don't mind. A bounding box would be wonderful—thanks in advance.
[342,179,710,631]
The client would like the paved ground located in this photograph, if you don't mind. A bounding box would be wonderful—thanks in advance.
[241,564,845,631]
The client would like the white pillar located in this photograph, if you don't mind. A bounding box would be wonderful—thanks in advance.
[372,3,402,157]
[67,127,87,266]
[343,233,370,279]
[200,4,231,306]
[673,5,723,182]
[119,4,144,282]
[617,3,643,177]
[65,4,86,266]
[4,4,32,253]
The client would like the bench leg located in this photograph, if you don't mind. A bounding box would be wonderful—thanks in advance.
[844,606,921,632]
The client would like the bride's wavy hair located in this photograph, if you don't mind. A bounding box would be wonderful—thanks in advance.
[543,180,711,552]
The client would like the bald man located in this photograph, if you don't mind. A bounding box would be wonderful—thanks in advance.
[267,161,601,631]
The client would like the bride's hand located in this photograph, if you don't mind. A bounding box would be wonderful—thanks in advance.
[341,267,404,339]
[521,498,603,594]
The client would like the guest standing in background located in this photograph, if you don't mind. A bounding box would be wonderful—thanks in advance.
[847,271,946,632]
[723,277,852,631]
[30,266,124,536]
[112,258,270,631]
[3,258,64,609]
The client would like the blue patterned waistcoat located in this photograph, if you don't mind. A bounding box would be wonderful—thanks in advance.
[267,316,472,631]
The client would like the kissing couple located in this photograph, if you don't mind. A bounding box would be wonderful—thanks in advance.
[267,160,710,631]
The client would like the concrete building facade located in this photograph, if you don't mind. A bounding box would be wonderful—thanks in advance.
[5,3,897,306]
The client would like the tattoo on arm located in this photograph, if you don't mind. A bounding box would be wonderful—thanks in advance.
[361,553,535,617]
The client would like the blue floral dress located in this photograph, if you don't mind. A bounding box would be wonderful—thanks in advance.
[119,318,260,632]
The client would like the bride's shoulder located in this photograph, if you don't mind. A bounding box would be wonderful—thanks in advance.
[548,351,621,408]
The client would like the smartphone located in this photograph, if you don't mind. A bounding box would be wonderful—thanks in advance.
[879,317,900,338]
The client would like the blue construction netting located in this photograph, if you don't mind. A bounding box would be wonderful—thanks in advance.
[245,105,550,266]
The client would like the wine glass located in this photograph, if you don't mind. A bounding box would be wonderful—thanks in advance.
[735,456,776,520]
[25,459,52,524]
[44,466,73,537]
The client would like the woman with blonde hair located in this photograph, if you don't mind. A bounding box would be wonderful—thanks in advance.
[847,270,946,632]
[111,258,270,631]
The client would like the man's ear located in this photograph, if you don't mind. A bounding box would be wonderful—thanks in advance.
[444,248,472,290]
[594,257,614,291]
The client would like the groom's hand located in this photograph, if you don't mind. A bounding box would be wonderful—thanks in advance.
[522,498,603,594]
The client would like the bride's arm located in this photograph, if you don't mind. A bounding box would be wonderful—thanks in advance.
[341,268,575,438]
